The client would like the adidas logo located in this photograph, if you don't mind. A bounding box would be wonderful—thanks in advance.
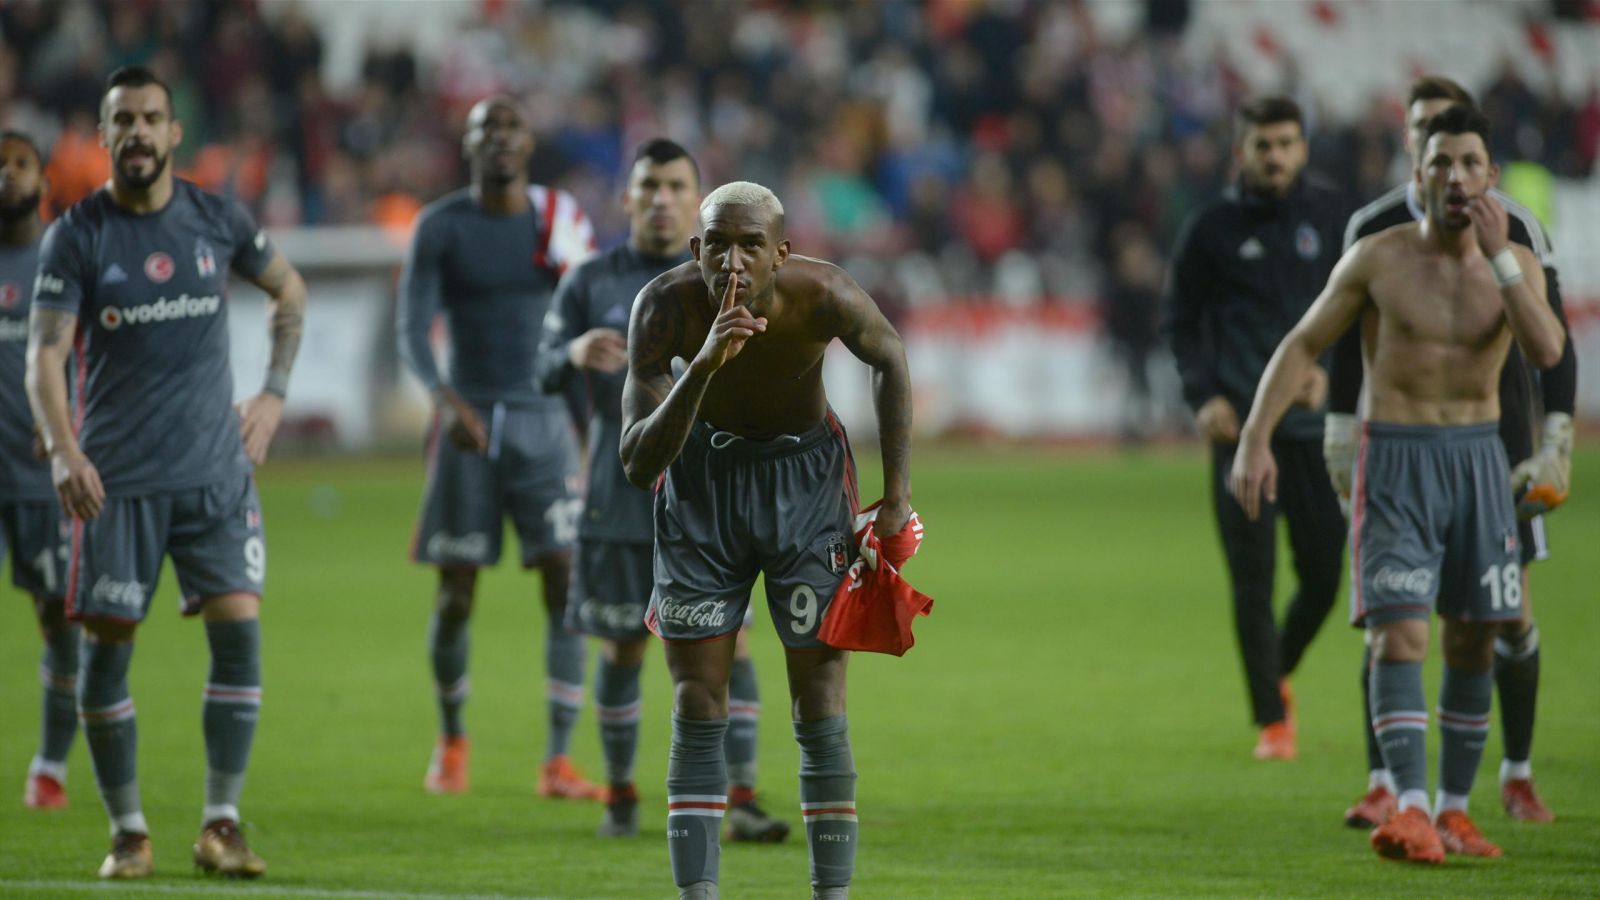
[1238,238,1265,260]
[102,263,128,285]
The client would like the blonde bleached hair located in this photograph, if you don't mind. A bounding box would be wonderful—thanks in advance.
[700,181,784,218]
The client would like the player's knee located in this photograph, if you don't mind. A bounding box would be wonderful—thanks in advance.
[82,617,136,645]
[1371,619,1428,662]
[1441,620,1495,672]
[604,637,649,667]
[437,568,477,619]
[673,679,728,720]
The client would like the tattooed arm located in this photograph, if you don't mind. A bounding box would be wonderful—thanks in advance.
[26,308,105,519]
[619,275,765,489]
[237,252,308,465]
[828,269,913,534]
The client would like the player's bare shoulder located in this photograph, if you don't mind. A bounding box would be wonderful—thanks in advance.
[776,254,871,341]
[629,260,708,368]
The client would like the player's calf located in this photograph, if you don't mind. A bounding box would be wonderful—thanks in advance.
[796,715,857,892]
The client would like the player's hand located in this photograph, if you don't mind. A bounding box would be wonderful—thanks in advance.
[1195,396,1240,443]
[236,392,284,466]
[436,388,488,453]
[51,447,105,520]
[693,274,766,373]
[1323,412,1357,518]
[1511,412,1573,519]
[1294,364,1328,409]
[568,327,628,374]
[1466,192,1510,256]
[1229,439,1277,522]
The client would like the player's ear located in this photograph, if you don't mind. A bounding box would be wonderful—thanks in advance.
[1487,161,1500,189]
[170,118,183,150]
[773,239,790,269]
[689,235,701,261]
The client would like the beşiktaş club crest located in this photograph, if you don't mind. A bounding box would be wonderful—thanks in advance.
[1295,222,1321,260]
[145,251,174,283]
[195,239,217,278]
[825,533,850,574]
[0,282,17,309]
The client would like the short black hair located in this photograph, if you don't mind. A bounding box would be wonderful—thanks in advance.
[102,65,173,117]
[1235,95,1304,141]
[0,130,44,165]
[632,138,699,186]
[1408,75,1475,110]
[1423,104,1494,162]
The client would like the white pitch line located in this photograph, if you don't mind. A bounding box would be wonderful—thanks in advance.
[0,880,621,900]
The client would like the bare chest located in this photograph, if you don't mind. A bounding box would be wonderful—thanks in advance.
[1369,255,1506,351]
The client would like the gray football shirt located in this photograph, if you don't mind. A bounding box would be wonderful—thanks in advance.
[32,181,275,495]
[398,189,568,411]
[0,238,52,500]
[535,244,690,543]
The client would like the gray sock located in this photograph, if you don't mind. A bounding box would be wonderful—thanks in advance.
[38,618,80,766]
[1370,661,1429,806]
[203,620,261,823]
[428,611,470,737]
[79,635,143,832]
[544,607,585,760]
[796,715,858,889]
[595,657,642,786]
[725,656,760,789]
[667,715,728,888]
[1438,665,1493,797]
[679,882,719,900]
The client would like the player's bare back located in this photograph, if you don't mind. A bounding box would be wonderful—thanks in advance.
[1358,224,1536,426]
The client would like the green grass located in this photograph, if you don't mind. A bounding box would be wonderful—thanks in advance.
[3,445,1598,898]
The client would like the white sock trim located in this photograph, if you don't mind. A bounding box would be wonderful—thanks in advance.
[1397,789,1430,815]
[1500,759,1532,783]
[1435,791,1469,815]
[1368,768,1395,792]
[203,803,241,825]
[111,812,149,836]
[28,756,67,782]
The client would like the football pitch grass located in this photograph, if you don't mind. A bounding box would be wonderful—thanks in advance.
[3,445,1597,898]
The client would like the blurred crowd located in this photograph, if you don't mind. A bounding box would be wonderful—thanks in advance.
[4,0,1597,342]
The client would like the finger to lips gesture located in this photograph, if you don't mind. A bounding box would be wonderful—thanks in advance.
[700,273,766,371]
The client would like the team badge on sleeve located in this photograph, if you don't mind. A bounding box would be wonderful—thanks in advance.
[145,252,174,283]
[195,239,217,278]
[0,282,17,309]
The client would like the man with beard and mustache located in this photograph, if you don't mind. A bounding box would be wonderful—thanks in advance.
[1231,105,1566,864]
[26,66,309,880]
[534,139,790,842]
[0,130,78,812]
[397,95,602,800]
[1161,95,1349,761]
[1326,76,1575,829]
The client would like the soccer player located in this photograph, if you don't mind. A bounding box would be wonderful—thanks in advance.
[1232,105,1565,863]
[1161,96,1348,760]
[621,181,912,900]
[0,130,77,810]
[25,66,308,879]
[1326,75,1575,827]
[397,95,601,799]
[535,140,789,841]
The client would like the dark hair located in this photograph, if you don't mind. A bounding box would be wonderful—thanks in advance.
[1423,104,1493,161]
[1408,75,1475,109]
[0,130,44,165]
[632,138,699,185]
[102,65,173,116]
[1235,95,1304,141]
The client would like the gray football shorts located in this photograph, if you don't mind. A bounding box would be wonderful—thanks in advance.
[411,403,581,568]
[67,474,267,622]
[567,538,653,640]
[1350,422,1523,627]
[1,500,70,601]
[646,411,859,650]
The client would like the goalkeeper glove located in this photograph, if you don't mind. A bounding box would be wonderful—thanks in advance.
[1511,412,1573,519]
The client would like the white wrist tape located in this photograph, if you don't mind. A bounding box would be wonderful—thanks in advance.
[1491,247,1524,288]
